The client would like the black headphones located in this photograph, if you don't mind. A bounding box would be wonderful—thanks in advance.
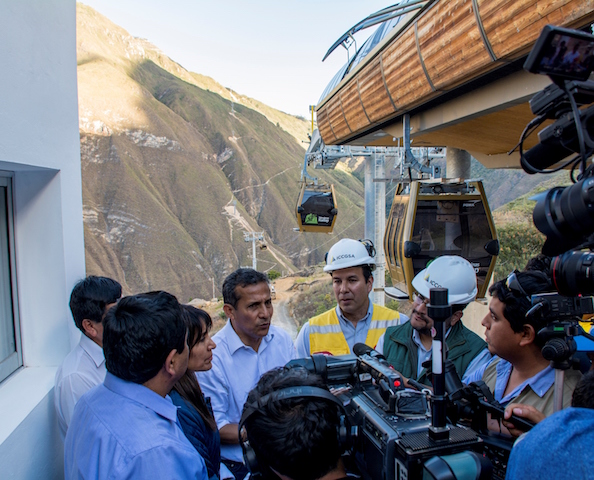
[358,238,376,258]
[239,385,353,478]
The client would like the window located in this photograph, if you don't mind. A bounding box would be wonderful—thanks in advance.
[0,176,21,383]
[411,198,494,294]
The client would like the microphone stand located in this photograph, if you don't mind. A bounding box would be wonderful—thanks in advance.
[427,287,451,441]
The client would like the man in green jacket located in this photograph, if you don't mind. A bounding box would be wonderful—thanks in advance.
[377,256,490,386]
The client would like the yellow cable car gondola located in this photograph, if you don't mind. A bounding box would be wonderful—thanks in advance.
[384,179,499,300]
[295,182,338,233]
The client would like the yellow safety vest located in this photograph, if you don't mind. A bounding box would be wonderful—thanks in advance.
[309,305,403,356]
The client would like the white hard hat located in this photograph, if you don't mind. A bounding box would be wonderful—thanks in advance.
[412,256,477,304]
[324,239,376,272]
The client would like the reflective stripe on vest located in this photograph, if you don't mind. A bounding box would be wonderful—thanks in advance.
[309,305,402,356]
[366,317,402,348]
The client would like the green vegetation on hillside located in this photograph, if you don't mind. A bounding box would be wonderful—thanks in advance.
[289,281,335,329]
[491,174,571,280]
[493,222,545,281]
[471,159,567,209]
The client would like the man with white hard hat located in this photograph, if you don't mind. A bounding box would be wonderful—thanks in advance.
[377,255,491,386]
[295,238,407,357]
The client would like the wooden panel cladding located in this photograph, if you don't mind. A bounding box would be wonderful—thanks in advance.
[480,0,594,59]
[326,95,351,140]
[358,57,397,123]
[412,103,541,154]
[316,106,336,144]
[383,27,434,110]
[316,0,594,146]
[340,79,370,133]
[417,0,493,91]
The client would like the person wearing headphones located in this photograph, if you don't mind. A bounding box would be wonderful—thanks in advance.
[295,238,407,357]
[377,256,490,385]
[240,366,350,480]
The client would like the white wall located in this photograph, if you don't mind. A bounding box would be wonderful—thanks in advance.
[0,1,85,478]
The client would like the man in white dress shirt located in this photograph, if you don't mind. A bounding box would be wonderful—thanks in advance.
[198,268,297,480]
[54,275,121,438]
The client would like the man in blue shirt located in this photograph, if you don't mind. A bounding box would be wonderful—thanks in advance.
[64,291,208,480]
[465,270,582,432]
[199,268,297,480]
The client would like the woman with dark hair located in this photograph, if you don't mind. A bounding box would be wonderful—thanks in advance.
[171,305,220,480]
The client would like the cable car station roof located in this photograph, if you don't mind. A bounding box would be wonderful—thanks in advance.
[316,0,594,169]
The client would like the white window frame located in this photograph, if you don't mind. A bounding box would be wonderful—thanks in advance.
[0,174,21,383]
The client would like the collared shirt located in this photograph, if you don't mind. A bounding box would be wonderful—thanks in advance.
[198,321,297,463]
[376,325,491,383]
[64,373,208,480]
[464,356,555,404]
[54,333,106,438]
[295,304,408,358]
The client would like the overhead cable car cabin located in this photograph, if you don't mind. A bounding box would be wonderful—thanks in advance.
[384,179,499,300]
[295,183,338,233]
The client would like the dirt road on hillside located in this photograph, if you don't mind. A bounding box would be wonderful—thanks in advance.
[272,299,297,340]
[271,276,300,340]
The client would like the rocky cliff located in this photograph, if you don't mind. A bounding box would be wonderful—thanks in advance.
[77,4,365,301]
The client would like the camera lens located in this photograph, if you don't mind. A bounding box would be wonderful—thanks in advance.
[533,177,594,255]
[551,250,594,295]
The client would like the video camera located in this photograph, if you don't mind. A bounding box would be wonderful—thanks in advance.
[287,289,531,480]
[519,25,594,262]
[514,25,594,363]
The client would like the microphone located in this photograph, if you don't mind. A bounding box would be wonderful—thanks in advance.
[353,343,429,392]
[522,139,575,173]
[352,342,385,360]
[352,343,399,374]
[352,343,404,395]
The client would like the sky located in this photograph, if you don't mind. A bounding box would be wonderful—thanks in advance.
[78,0,392,118]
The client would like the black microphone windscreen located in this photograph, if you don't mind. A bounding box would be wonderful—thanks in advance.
[352,343,374,357]
[522,141,574,173]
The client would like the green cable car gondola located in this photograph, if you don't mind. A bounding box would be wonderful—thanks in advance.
[384,179,499,300]
[295,182,338,233]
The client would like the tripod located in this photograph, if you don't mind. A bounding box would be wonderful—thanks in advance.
[538,320,592,411]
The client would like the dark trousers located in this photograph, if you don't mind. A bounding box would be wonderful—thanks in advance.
[222,459,249,480]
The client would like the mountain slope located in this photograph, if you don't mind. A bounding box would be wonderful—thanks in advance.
[76,4,365,301]
[490,173,573,279]
[471,158,567,209]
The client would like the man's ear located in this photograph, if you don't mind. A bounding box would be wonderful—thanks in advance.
[449,310,464,327]
[164,349,178,376]
[519,324,537,346]
[223,304,234,320]
[82,319,98,339]
[366,275,373,294]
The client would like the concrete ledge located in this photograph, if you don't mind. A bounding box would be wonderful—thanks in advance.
[0,366,57,445]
